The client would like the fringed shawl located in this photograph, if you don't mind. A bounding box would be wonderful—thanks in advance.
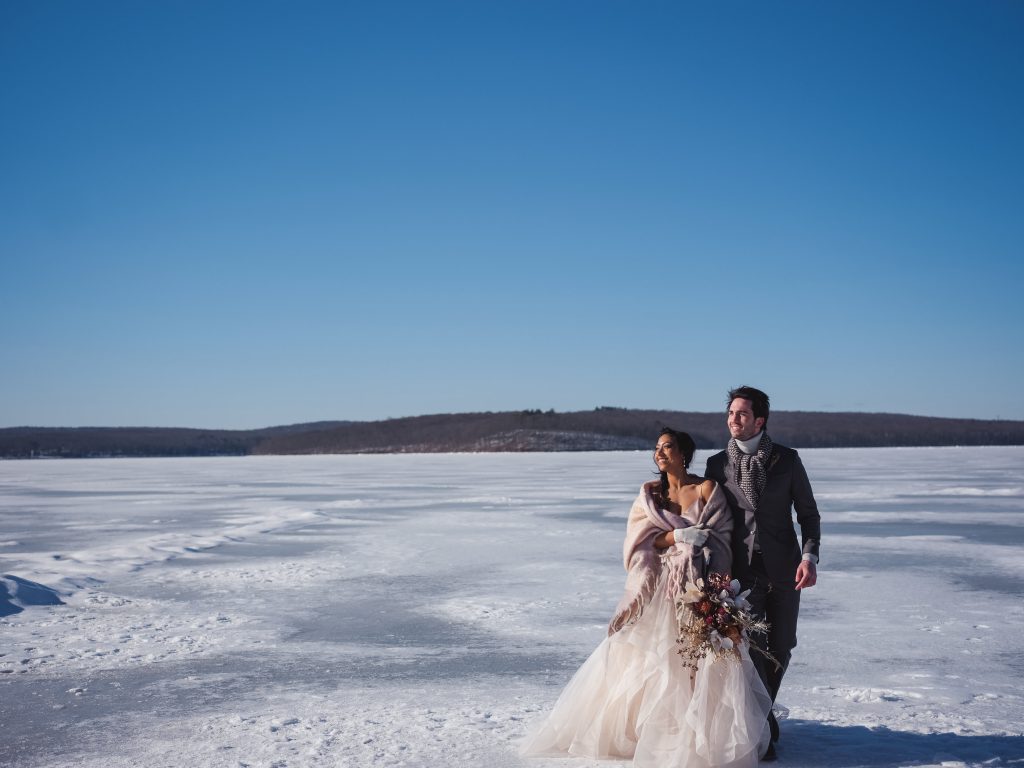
[608,480,733,635]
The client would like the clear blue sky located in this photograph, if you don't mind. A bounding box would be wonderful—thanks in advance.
[2,1,1022,428]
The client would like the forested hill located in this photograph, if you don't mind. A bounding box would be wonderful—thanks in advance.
[2,408,1023,458]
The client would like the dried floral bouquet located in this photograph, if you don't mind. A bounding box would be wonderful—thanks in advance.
[675,571,774,670]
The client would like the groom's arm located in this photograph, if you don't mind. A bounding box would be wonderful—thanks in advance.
[791,452,821,561]
[791,452,820,589]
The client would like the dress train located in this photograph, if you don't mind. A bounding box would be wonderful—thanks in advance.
[522,571,771,768]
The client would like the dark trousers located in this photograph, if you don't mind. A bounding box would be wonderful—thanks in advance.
[746,552,801,741]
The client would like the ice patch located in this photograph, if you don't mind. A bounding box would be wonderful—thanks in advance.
[903,486,1022,497]
[0,590,271,677]
[426,596,535,632]
[7,506,325,594]
[186,561,337,586]
[819,686,923,703]
[318,499,368,509]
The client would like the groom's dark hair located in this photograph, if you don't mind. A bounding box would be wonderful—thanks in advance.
[728,385,770,425]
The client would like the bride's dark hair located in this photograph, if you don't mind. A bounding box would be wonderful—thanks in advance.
[657,427,696,497]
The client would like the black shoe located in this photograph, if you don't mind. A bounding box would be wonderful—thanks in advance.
[761,741,778,762]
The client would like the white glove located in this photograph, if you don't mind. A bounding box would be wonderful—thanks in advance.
[673,526,709,547]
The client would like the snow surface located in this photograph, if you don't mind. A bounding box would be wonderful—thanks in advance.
[1,447,1023,768]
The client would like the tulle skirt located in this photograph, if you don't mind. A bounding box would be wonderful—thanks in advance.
[522,573,772,768]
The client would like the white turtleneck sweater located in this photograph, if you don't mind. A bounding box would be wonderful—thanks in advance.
[735,431,763,455]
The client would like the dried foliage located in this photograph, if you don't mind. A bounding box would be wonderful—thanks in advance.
[675,572,776,671]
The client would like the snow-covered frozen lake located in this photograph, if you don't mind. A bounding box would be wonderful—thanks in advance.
[2,448,1023,768]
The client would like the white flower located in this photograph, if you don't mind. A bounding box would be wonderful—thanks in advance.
[734,589,753,611]
[682,581,704,605]
[710,630,734,652]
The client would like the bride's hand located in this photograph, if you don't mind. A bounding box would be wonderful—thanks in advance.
[653,531,675,550]
[673,526,709,547]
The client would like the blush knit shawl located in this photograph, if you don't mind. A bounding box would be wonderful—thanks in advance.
[608,480,733,635]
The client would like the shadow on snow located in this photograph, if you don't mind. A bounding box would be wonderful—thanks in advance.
[785,719,1024,766]
[0,574,64,617]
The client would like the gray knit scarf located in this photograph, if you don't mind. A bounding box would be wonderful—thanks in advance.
[728,432,774,509]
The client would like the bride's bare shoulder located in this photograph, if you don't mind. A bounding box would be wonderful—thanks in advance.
[696,477,717,499]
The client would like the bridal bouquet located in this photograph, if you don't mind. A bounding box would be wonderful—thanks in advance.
[675,572,770,670]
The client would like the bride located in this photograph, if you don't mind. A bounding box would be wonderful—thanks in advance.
[522,428,771,767]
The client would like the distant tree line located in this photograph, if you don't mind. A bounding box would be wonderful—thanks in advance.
[2,409,1022,459]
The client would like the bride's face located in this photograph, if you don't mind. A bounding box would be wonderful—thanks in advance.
[654,436,686,475]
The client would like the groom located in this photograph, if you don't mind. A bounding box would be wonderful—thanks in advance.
[704,386,821,761]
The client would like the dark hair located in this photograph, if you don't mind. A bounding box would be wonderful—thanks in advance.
[657,427,696,497]
[728,385,770,425]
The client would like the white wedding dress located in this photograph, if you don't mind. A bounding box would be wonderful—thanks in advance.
[523,558,772,767]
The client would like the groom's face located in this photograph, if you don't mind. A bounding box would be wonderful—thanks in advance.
[727,398,765,442]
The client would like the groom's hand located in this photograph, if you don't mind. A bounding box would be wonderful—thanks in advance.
[795,560,817,590]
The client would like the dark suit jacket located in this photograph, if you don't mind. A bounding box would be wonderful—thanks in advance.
[705,443,821,588]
